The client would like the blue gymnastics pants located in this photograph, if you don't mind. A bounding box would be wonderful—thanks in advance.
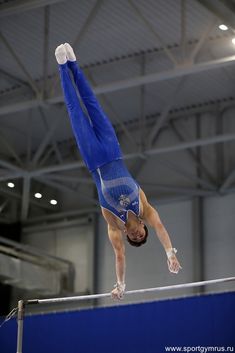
[59,61,122,172]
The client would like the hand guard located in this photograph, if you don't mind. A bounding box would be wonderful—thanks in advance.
[166,248,182,274]
[166,247,177,259]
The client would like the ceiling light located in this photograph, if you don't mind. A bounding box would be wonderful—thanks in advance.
[232,38,235,45]
[50,199,57,205]
[219,24,228,31]
[7,182,15,188]
[34,192,42,199]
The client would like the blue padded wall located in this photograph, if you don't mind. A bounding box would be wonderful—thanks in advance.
[0,292,235,353]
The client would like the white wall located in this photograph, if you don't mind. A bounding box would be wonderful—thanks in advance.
[22,223,94,294]
[204,193,235,292]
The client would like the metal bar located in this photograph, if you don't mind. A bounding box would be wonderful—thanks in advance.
[38,107,63,164]
[0,99,43,116]
[3,54,235,116]
[45,174,93,184]
[0,0,65,17]
[141,183,214,196]
[24,207,98,224]
[36,176,99,205]
[26,276,235,304]
[0,68,28,86]
[139,54,146,150]
[180,0,187,62]
[31,115,63,165]
[86,71,138,149]
[156,158,216,190]
[144,133,235,157]
[21,176,31,221]
[128,0,178,65]
[189,17,217,62]
[23,217,90,234]
[43,6,50,99]
[29,133,235,176]
[220,167,235,192]
[16,300,24,353]
[0,186,54,211]
[0,32,40,97]
[91,55,235,95]
[38,146,54,166]
[194,114,205,294]
[0,159,24,173]
[50,0,102,94]
[26,110,32,166]
[148,78,186,147]
[170,121,217,185]
[0,173,23,182]
[0,131,23,166]
[197,0,235,31]
[216,109,224,185]
[0,236,73,267]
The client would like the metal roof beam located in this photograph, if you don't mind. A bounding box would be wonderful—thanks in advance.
[31,114,63,165]
[36,177,99,206]
[91,54,235,95]
[28,133,235,176]
[21,176,30,221]
[189,16,218,62]
[50,0,103,94]
[170,121,217,185]
[147,77,186,148]
[24,207,98,224]
[0,68,28,86]
[87,71,138,149]
[38,107,64,164]
[0,0,65,17]
[42,6,50,99]
[0,32,40,97]
[0,185,53,211]
[156,158,215,190]
[2,52,235,117]
[141,183,215,196]
[220,166,235,192]
[128,0,178,65]
[197,0,235,31]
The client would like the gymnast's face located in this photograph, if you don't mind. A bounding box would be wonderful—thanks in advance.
[125,219,146,242]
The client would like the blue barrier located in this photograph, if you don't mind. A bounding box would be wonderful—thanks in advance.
[0,291,235,353]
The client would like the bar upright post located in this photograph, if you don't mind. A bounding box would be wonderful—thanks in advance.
[16,300,24,353]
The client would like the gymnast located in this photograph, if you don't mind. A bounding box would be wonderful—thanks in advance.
[55,43,182,300]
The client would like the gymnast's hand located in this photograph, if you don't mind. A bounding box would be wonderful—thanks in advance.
[111,282,126,300]
[167,253,182,274]
[166,248,182,274]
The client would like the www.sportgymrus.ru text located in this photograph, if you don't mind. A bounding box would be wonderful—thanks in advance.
[165,346,234,352]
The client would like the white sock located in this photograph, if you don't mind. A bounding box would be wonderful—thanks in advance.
[55,44,67,65]
[64,43,76,61]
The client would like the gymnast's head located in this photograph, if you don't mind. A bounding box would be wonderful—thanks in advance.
[124,218,149,247]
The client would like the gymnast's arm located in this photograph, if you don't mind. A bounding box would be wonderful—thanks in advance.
[107,224,126,299]
[140,189,182,274]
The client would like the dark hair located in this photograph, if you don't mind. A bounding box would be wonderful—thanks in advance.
[126,225,149,247]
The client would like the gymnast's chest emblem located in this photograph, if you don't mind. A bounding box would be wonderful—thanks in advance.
[118,194,131,207]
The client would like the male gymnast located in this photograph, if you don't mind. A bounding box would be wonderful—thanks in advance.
[55,43,182,300]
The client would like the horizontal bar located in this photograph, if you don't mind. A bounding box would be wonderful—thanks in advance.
[27,276,235,305]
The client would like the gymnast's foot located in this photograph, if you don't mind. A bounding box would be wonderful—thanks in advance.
[64,43,76,62]
[55,44,67,64]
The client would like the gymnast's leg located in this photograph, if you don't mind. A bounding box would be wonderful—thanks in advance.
[64,43,122,162]
[55,45,97,171]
